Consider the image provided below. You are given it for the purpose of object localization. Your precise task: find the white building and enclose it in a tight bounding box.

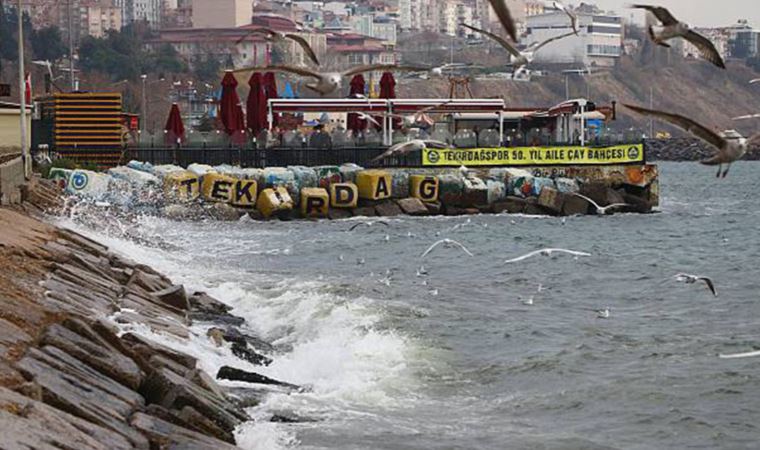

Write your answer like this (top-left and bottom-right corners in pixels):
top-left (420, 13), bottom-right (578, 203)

top-left (350, 15), bottom-right (398, 45)
top-left (191, 0), bottom-right (251, 28)
top-left (114, 0), bottom-right (162, 28)
top-left (526, 5), bottom-right (623, 67)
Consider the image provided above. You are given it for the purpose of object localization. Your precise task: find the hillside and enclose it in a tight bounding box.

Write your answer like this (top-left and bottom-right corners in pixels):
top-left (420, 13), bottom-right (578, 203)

top-left (397, 56), bottom-right (760, 138)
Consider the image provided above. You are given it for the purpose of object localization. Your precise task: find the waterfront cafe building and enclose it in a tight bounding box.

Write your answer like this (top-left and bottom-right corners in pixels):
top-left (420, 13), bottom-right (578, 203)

top-left (0, 102), bottom-right (32, 152)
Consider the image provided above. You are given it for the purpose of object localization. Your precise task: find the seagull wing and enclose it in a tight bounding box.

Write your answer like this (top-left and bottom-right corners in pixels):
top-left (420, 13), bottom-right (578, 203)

top-left (460, 23), bottom-right (521, 58)
top-left (748, 133), bottom-right (760, 145)
top-left (232, 64), bottom-right (322, 80)
top-left (487, 0), bottom-right (518, 42)
top-left (234, 27), bottom-right (276, 44)
top-left (505, 250), bottom-right (542, 263)
top-left (342, 64), bottom-right (428, 77)
top-left (572, 193), bottom-right (602, 210)
top-left (751, 78), bottom-right (760, 84)
top-left (631, 4), bottom-right (679, 26)
top-left (371, 142), bottom-right (413, 163)
top-left (682, 30), bottom-right (726, 69)
top-left (423, 140), bottom-right (450, 149)
top-left (719, 350), bottom-right (760, 359)
top-left (603, 203), bottom-right (631, 211)
top-left (554, 1), bottom-right (579, 34)
top-left (449, 240), bottom-right (474, 257)
top-left (697, 277), bottom-right (718, 297)
top-left (550, 248), bottom-right (592, 257)
top-left (414, 100), bottom-right (454, 116)
top-left (531, 31), bottom-right (576, 53)
top-left (355, 112), bottom-right (381, 127)
top-left (284, 34), bottom-right (321, 66)
top-left (421, 240), bottom-right (446, 258)
top-left (732, 113), bottom-right (760, 120)
top-left (348, 222), bottom-right (369, 232)
top-left (622, 104), bottom-right (727, 151)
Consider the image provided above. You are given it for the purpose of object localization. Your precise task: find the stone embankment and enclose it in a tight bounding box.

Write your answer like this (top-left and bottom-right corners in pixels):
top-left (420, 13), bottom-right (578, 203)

top-left (645, 138), bottom-right (760, 161)
top-left (0, 179), bottom-right (286, 448)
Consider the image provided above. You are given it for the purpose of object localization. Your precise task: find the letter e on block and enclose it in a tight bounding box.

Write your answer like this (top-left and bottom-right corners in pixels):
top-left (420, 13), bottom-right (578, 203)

top-left (300, 188), bottom-right (329, 217)
top-left (330, 183), bottom-right (358, 208)
top-left (201, 173), bottom-right (236, 202)
top-left (410, 175), bottom-right (439, 202)
top-left (356, 170), bottom-right (392, 200)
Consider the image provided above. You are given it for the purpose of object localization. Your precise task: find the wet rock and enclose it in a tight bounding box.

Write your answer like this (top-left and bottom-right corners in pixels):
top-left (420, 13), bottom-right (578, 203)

top-left (128, 268), bottom-right (172, 294)
top-left (443, 205), bottom-right (466, 216)
top-left (396, 198), bottom-right (428, 216)
top-left (222, 328), bottom-right (275, 354)
top-left (621, 192), bottom-right (653, 214)
top-left (40, 318), bottom-right (144, 391)
top-left (206, 203), bottom-right (245, 221)
top-left (270, 412), bottom-right (318, 423)
top-left (537, 187), bottom-right (565, 215)
top-left (216, 366), bottom-right (300, 390)
top-left (189, 291), bottom-right (232, 315)
top-left (163, 204), bottom-right (205, 221)
top-left (328, 208), bottom-right (352, 220)
top-left (524, 197), bottom-right (549, 216)
top-left (207, 328), bottom-right (225, 347)
top-left (224, 387), bottom-right (267, 409)
top-left (562, 194), bottom-right (591, 216)
top-left (0, 387), bottom-right (134, 450)
top-left (152, 284), bottom-right (189, 311)
top-left (231, 342), bottom-right (273, 366)
top-left (462, 177), bottom-right (489, 207)
top-left (424, 201), bottom-right (442, 215)
top-left (579, 183), bottom-right (624, 207)
top-left (177, 405), bottom-right (236, 443)
top-left (374, 201), bottom-right (403, 217)
top-left (15, 346), bottom-right (148, 447)
top-left (492, 196), bottom-right (526, 214)
top-left (121, 333), bottom-right (198, 371)
top-left (141, 367), bottom-right (247, 433)
top-left (130, 412), bottom-right (239, 450)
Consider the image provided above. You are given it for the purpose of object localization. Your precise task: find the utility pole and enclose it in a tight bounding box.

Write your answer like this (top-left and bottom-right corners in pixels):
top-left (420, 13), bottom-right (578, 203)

top-left (649, 86), bottom-right (654, 138)
top-left (17, 0), bottom-right (30, 179)
top-left (141, 74), bottom-right (147, 135)
top-left (68, 0), bottom-right (75, 91)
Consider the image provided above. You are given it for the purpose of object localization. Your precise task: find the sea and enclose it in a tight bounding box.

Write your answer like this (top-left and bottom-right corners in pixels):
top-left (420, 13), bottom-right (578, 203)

top-left (58, 162), bottom-right (760, 450)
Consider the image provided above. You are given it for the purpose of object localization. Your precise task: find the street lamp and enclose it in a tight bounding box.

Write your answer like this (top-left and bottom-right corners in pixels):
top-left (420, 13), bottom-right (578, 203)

top-left (140, 74), bottom-right (148, 135)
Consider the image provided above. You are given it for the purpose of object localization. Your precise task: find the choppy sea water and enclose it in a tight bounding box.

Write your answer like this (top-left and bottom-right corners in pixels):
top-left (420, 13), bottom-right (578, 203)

top-left (59, 162), bottom-right (760, 449)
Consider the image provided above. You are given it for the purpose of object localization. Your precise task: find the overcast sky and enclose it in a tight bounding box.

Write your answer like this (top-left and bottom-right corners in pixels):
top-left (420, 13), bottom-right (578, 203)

top-left (586, 0), bottom-right (759, 28)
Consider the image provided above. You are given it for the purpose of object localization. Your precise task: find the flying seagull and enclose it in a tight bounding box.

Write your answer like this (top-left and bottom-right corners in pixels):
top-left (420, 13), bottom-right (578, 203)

top-left (371, 139), bottom-right (449, 163)
top-left (233, 64), bottom-right (427, 96)
top-left (505, 248), bottom-right (591, 264)
top-left (631, 4), bottom-right (725, 69)
top-left (487, 0), bottom-right (518, 42)
top-left (235, 27), bottom-right (320, 66)
top-left (421, 239), bottom-right (474, 258)
top-left (623, 103), bottom-right (760, 177)
top-left (572, 193), bottom-right (630, 215)
top-left (347, 220), bottom-right (390, 231)
top-left (461, 23), bottom-right (575, 74)
top-left (719, 350), bottom-right (760, 359)
top-left (595, 308), bottom-right (611, 319)
top-left (674, 273), bottom-right (717, 297)
top-left (750, 78), bottom-right (760, 84)
top-left (549, 1), bottom-right (579, 34)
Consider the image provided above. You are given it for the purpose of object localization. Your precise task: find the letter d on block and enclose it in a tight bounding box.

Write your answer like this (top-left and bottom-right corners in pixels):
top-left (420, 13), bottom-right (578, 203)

top-left (356, 170), bottom-right (392, 201)
top-left (410, 175), bottom-right (439, 202)
top-left (330, 183), bottom-right (358, 208)
top-left (300, 188), bottom-right (329, 217)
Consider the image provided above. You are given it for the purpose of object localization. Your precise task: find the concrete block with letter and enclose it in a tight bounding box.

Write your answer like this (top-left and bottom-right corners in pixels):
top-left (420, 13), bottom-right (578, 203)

top-left (201, 173), bottom-right (236, 202)
top-left (356, 170), bottom-right (392, 200)
top-left (164, 171), bottom-right (200, 203)
top-left (230, 178), bottom-right (257, 207)
top-left (300, 187), bottom-right (329, 218)
top-left (257, 187), bottom-right (293, 218)
top-left (409, 175), bottom-right (439, 203)
top-left (330, 183), bottom-right (358, 208)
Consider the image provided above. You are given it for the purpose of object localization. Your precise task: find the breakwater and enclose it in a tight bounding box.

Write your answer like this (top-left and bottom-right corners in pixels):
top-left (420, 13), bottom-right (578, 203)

top-left (48, 160), bottom-right (660, 220)
top-left (0, 180), bottom-right (292, 448)
top-left (645, 138), bottom-right (760, 161)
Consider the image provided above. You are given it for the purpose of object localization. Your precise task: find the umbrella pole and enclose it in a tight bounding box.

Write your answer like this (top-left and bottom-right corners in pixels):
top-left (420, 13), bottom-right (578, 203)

top-left (268, 99), bottom-right (273, 131)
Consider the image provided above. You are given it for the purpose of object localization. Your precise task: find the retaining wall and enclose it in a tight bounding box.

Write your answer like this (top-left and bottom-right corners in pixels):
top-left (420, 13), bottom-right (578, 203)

top-left (0, 154), bottom-right (24, 205)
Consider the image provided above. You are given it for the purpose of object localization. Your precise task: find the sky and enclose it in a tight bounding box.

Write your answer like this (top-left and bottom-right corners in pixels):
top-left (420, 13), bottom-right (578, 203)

top-left (587, 0), bottom-right (759, 28)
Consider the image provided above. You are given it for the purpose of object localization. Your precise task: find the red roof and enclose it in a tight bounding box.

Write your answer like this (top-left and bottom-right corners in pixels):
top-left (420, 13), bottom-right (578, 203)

top-left (330, 44), bottom-right (385, 52)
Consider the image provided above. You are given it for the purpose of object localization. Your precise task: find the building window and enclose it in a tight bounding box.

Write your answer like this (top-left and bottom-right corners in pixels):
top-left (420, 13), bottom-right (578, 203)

top-left (589, 25), bottom-right (621, 35)
top-left (587, 44), bottom-right (621, 56)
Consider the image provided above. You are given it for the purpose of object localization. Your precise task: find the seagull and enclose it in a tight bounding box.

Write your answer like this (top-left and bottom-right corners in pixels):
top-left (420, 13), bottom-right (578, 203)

top-left (674, 273), bottom-right (718, 297)
top-left (750, 78), bottom-right (760, 84)
top-left (371, 139), bottom-right (449, 163)
top-left (421, 239), bottom-right (474, 258)
top-left (549, 1), bottom-right (579, 34)
top-left (338, 254), bottom-right (344, 261)
top-left (522, 296), bottom-right (535, 306)
top-left (719, 350), bottom-right (760, 359)
top-left (357, 258), bottom-right (366, 265)
top-left (732, 113), bottom-right (760, 121)
top-left (623, 103), bottom-right (760, 178)
top-left (234, 64), bottom-right (427, 96)
top-left (428, 289), bottom-right (439, 296)
top-left (347, 220), bottom-right (390, 231)
top-left (416, 265), bottom-right (428, 277)
top-left (449, 218), bottom-right (472, 232)
top-left (460, 23), bottom-right (575, 74)
top-left (235, 28), bottom-right (321, 66)
top-left (596, 308), bottom-right (611, 319)
top-left (572, 193), bottom-right (630, 215)
top-left (486, 0), bottom-right (518, 42)
top-left (505, 248), bottom-right (591, 263)
top-left (631, 4), bottom-right (725, 69)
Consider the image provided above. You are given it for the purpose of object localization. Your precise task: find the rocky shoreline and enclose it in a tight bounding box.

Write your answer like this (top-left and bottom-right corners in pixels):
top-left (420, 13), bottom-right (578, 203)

top-left (645, 138), bottom-right (760, 161)
top-left (0, 179), bottom-right (291, 448)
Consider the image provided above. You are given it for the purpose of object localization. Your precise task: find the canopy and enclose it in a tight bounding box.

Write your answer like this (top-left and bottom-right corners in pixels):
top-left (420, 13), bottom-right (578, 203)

top-left (263, 72), bottom-right (279, 127)
top-left (163, 103), bottom-right (185, 145)
top-left (378, 72), bottom-right (400, 130)
top-left (220, 71), bottom-right (243, 136)
top-left (347, 74), bottom-right (367, 132)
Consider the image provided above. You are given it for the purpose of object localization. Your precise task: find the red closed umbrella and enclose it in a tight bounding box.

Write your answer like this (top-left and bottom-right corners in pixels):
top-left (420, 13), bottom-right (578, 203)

top-left (263, 72), bottom-right (279, 128)
top-left (220, 71), bottom-right (243, 136)
top-left (379, 72), bottom-right (401, 130)
top-left (247, 72), bottom-right (267, 134)
top-left (347, 74), bottom-right (367, 132)
top-left (164, 103), bottom-right (185, 146)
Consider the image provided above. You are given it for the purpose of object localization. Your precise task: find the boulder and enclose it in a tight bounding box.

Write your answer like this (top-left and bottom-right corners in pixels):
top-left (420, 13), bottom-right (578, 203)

top-left (424, 201), bottom-right (442, 215)
top-left (492, 196), bottom-right (527, 214)
top-left (189, 292), bottom-right (232, 316)
top-left (396, 198), bottom-right (429, 216)
top-left (206, 203), bottom-right (244, 221)
top-left (621, 192), bottom-right (653, 213)
top-left (524, 198), bottom-right (549, 216)
top-left (351, 206), bottom-right (377, 217)
top-left (152, 284), bottom-right (189, 311)
top-left (389, 170), bottom-right (410, 198)
top-left (438, 174), bottom-right (465, 205)
top-left (231, 342), bottom-right (273, 366)
top-left (461, 177), bottom-right (489, 207)
top-left (486, 179), bottom-right (506, 205)
top-left (120, 333), bottom-right (198, 371)
top-left (222, 328), bottom-right (275, 354)
top-left (130, 413), bottom-right (239, 450)
top-left (328, 208), bottom-right (352, 220)
top-left (579, 182), bottom-right (624, 207)
top-left (537, 187), bottom-right (565, 215)
top-left (562, 193), bottom-right (591, 216)
top-left (216, 366), bottom-right (300, 390)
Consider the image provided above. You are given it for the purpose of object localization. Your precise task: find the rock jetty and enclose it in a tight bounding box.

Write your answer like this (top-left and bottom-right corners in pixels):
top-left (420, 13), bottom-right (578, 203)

top-left (645, 138), bottom-right (760, 161)
top-left (0, 179), bottom-right (289, 448)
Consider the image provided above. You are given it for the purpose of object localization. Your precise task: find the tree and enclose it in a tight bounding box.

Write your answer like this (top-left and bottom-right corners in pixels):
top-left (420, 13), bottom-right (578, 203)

top-left (31, 26), bottom-right (68, 62)
top-left (0, 0), bottom-right (18, 62)
top-left (193, 54), bottom-right (221, 83)
top-left (151, 44), bottom-right (186, 74)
